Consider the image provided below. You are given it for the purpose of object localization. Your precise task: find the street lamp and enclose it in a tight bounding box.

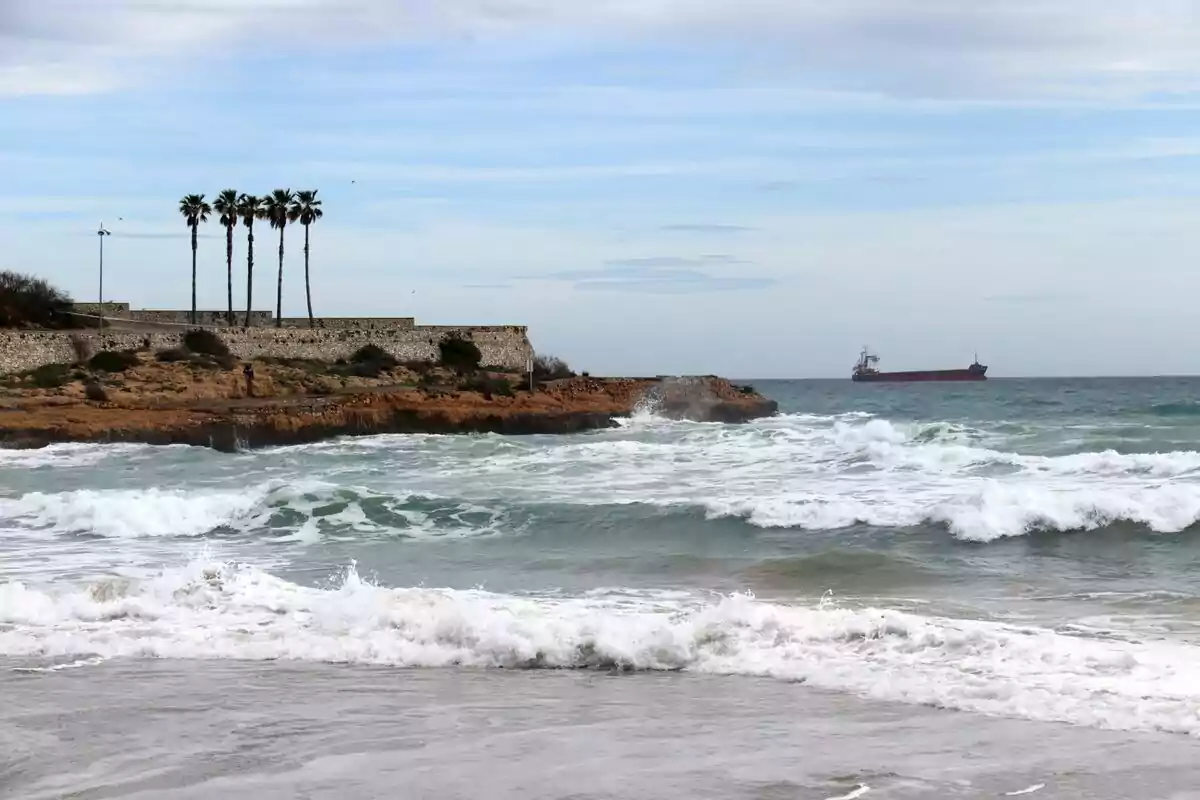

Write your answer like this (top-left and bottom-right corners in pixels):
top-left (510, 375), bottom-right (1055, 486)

top-left (97, 222), bottom-right (111, 332)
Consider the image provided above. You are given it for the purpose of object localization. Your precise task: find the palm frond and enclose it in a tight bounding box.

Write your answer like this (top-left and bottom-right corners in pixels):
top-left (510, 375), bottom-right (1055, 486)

top-left (261, 188), bottom-right (296, 230)
top-left (213, 189), bottom-right (240, 227)
top-left (291, 189), bottom-right (324, 225)
top-left (236, 193), bottom-right (262, 226)
top-left (178, 193), bottom-right (212, 225)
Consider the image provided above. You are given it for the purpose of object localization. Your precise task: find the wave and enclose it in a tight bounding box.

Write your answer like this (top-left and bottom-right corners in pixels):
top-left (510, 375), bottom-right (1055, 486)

top-left (0, 481), bottom-right (510, 540)
top-left (744, 551), bottom-right (935, 584)
top-left (0, 442), bottom-right (160, 470)
top-left (7, 413), bottom-right (1200, 544)
top-left (701, 481), bottom-right (1200, 541)
top-left (1144, 402), bottom-right (1200, 418)
top-left (5, 560), bottom-right (1200, 736)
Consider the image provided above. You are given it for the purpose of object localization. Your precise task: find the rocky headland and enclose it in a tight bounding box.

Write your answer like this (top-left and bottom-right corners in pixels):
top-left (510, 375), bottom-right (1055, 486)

top-left (0, 349), bottom-right (777, 452)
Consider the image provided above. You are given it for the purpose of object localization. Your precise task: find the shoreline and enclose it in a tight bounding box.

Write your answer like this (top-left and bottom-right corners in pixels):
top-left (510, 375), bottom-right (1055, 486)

top-left (0, 372), bottom-right (778, 452)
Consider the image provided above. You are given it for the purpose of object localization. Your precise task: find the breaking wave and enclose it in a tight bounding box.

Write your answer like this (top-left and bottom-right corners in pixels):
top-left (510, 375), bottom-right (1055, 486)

top-left (4, 413), bottom-right (1200, 543)
top-left (5, 559), bottom-right (1200, 736)
top-left (0, 481), bottom-right (511, 541)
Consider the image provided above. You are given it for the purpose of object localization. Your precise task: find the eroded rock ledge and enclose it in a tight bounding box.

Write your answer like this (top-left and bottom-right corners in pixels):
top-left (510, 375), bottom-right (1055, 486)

top-left (0, 370), bottom-right (777, 452)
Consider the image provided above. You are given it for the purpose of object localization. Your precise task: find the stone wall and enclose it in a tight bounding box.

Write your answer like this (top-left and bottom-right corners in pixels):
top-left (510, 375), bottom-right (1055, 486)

top-left (129, 309), bottom-right (274, 327)
top-left (118, 309), bottom-right (418, 331)
top-left (0, 325), bottom-right (534, 374)
top-left (276, 317), bottom-right (417, 331)
top-left (73, 302), bottom-right (130, 316)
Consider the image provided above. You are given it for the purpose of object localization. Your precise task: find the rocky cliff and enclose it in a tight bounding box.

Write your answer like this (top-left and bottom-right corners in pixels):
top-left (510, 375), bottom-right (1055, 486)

top-left (0, 358), bottom-right (777, 452)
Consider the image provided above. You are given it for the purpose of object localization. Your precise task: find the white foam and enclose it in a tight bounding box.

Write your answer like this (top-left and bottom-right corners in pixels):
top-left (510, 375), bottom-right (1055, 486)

top-left (700, 481), bottom-right (1200, 541)
top-left (7, 561), bottom-right (1200, 737)
top-left (0, 443), bottom-right (155, 469)
top-left (0, 486), bottom-right (272, 538)
top-left (826, 786), bottom-right (870, 800)
top-left (0, 478), bottom-right (508, 541)
top-left (7, 411), bottom-right (1200, 546)
top-left (408, 413), bottom-right (1200, 540)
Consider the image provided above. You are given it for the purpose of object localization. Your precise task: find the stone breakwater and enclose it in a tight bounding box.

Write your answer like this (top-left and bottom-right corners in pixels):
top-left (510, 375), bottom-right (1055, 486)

top-left (0, 325), bottom-right (533, 374)
top-left (0, 376), bottom-right (778, 452)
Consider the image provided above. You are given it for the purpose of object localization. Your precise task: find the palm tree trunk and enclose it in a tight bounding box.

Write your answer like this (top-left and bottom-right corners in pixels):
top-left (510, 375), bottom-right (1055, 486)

top-left (304, 223), bottom-right (313, 328)
top-left (226, 224), bottom-right (234, 326)
top-left (244, 225), bottom-right (254, 328)
top-left (275, 226), bottom-right (285, 329)
top-left (190, 224), bottom-right (198, 326)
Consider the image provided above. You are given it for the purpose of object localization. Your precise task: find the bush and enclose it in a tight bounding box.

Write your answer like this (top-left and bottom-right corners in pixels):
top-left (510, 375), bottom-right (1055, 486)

top-left (88, 350), bottom-right (140, 373)
top-left (532, 354), bottom-right (574, 381)
top-left (439, 333), bottom-right (482, 374)
top-left (346, 343), bottom-right (398, 378)
top-left (84, 381), bottom-right (109, 402)
top-left (0, 270), bottom-right (75, 329)
top-left (188, 353), bottom-right (237, 371)
top-left (460, 374), bottom-right (514, 400)
top-left (402, 359), bottom-right (434, 374)
top-left (25, 363), bottom-right (73, 389)
top-left (155, 347), bottom-right (190, 363)
top-left (183, 329), bottom-right (231, 358)
top-left (350, 344), bottom-right (393, 365)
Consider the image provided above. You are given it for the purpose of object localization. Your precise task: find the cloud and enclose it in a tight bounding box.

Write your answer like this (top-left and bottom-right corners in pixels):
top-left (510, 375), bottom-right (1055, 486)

top-left (108, 231), bottom-right (218, 240)
top-left (604, 255), bottom-right (749, 267)
top-left (573, 276), bottom-right (775, 294)
top-left (6, 1), bottom-right (1200, 99)
top-left (305, 160), bottom-right (763, 183)
top-left (528, 252), bottom-right (773, 294)
top-left (660, 224), bottom-right (757, 234)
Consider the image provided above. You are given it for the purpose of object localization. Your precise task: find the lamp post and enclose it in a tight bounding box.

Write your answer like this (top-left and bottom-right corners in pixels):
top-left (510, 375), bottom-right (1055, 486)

top-left (97, 222), bottom-right (111, 332)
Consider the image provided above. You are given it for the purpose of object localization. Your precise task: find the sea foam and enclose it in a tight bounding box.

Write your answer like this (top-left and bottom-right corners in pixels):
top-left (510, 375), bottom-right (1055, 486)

top-left (5, 560), bottom-right (1200, 737)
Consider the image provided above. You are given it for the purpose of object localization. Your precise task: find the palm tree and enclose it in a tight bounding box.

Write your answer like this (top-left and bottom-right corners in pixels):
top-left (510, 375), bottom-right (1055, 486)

top-left (290, 190), bottom-right (323, 328)
top-left (178, 194), bottom-right (212, 326)
top-left (213, 189), bottom-right (239, 326)
top-left (236, 193), bottom-right (262, 327)
top-left (261, 188), bottom-right (296, 328)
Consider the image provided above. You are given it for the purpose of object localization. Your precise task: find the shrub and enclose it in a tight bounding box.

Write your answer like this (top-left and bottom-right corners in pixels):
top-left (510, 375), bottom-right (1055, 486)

top-left (88, 350), bottom-right (140, 373)
top-left (25, 363), bottom-right (73, 389)
top-left (532, 354), bottom-right (574, 381)
top-left (346, 343), bottom-right (398, 378)
top-left (183, 329), bottom-right (231, 358)
top-left (350, 344), bottom-right (392, 364)
top-left (84, 381), bottom-right (109, 402)
top-left (402, 359), bottom-right (434, 374)
top-left (0, 270), bottom-right (75, 329)
top-left (155, 347), bottom-right (190, 363)
top-left (187, 353), bottom-right (237, 371)
top-left (438, 333), bottom-right (482, 374)
top-left (460, 374), bottom-right (514, 399)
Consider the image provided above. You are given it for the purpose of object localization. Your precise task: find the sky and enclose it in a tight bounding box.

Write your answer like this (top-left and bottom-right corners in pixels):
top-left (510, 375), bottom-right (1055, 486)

top-left (5, 2), bottom-right (1200, 377)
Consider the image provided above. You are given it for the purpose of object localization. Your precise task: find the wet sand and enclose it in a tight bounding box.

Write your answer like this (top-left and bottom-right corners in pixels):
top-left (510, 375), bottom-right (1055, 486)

top-left (4, 661), bottom-right (1200, 800)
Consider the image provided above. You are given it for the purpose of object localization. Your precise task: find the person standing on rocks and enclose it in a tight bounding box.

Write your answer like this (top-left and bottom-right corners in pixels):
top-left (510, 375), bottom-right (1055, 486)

top-left (243, 362), bottom-right (255, 398)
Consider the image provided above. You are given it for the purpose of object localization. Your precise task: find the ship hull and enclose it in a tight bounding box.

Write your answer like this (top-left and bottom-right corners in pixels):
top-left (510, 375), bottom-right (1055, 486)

top-left (853, 368), bottom-right (987, 383)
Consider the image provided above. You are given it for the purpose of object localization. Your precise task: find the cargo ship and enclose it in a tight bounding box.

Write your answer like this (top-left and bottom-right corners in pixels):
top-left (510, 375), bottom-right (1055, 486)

top-left (851, 348), bottom-right (987, 382)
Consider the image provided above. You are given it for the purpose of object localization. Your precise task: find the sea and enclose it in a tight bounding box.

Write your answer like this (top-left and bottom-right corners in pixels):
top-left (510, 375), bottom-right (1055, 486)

top-left (5, 377), bottom-right (1200, 799)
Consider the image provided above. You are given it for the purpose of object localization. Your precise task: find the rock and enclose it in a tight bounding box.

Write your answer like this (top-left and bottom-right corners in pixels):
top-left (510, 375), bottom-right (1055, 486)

top-left (0, 363), bottom-right (777, 452)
